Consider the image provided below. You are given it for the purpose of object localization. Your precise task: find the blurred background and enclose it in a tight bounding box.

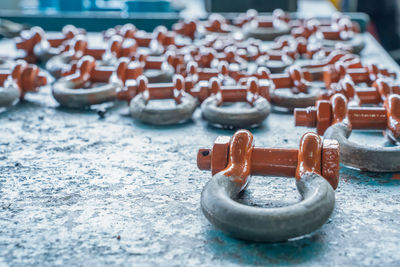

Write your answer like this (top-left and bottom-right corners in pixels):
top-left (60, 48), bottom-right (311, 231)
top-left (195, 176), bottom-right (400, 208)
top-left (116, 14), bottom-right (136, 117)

top-left (1, 0), bottom-right (400, 63)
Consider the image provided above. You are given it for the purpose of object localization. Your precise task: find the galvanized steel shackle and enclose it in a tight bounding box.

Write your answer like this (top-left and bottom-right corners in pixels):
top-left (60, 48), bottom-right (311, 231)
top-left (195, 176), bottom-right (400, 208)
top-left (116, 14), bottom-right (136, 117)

top-left (198, 129), bottom-right (338, 242)
top-left (129, 74), bottom-right (197, 125)
top-left (295, 93), bottom-right (400, 172)
top-left (0, 60), bottom-right (47, 107)
top-left (200, 77), bottom-right (271, 128)
top-left (52, 56), bottom-right (121, 108)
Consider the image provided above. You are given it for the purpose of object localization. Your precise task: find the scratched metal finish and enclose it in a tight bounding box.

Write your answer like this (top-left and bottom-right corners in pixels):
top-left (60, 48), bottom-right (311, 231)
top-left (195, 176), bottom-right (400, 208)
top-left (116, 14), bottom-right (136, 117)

top-left (0, 34), bottom-right (400, 266)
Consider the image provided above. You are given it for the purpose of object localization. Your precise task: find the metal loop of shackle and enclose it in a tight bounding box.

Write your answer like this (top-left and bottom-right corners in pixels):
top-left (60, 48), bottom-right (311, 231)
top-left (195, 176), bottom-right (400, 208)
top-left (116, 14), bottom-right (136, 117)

top-left (324, 122), bottom-right (400, 172)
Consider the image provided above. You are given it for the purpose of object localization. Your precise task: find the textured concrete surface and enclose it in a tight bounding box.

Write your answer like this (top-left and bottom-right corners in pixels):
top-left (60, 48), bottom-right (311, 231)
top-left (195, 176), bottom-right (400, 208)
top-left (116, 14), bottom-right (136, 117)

top-left (0, 34), bottom-right (400, 266)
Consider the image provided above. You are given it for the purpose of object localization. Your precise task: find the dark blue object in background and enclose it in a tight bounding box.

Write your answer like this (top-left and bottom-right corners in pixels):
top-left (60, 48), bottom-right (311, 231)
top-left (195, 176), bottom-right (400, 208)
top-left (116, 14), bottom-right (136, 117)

top-left (38, 0), bottom-right (59, 10)
top-left (59, 0), bottom-right (83, 11)
top-left (125, 0), bottom-right (173, 13)
top-left (88, 0), bottom-right (124, 12)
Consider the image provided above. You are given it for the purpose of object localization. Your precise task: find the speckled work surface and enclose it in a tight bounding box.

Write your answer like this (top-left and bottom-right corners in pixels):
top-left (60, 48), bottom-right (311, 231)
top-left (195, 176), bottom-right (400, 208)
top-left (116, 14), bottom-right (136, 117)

top-left (0, 34), bottom-right (400, 266)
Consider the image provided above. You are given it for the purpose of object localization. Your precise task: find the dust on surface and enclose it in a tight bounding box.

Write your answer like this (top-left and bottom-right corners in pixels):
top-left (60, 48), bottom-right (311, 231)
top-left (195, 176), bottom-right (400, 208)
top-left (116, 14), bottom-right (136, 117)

top-left (0, 34), bottom-right (400, 266)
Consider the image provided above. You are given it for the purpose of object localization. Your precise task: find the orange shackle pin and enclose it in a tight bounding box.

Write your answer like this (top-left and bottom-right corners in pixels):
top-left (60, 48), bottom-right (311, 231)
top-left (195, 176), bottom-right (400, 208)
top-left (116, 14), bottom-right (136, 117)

top-left (191, 77), bottom-right (269, 104)
top-left (0, 60), bottom-right (47, 98)
top-left (115, 58), bottom-right (144, 85)
top-left (114, 59), bottom-right (146, 102)
top-left (131, 31), bottom-right (153, 47)
top-left (103, 24), bottom-right (137, 41)
top-left (305, 42), bottom-right (352, 58)
top-left (136, 75), bottom-right (185, 104)
top-left (271, 36), bottom-right (309, 59)
top-left (165, 51), bottom-right (185, 73)
top-left (172, 19), bottom-right (197, 40)
top-left (291, 19), bottom-right (319, 39)
top-left (14, 27), bottom-right (44, 62)
top-left (253, 9), bottom-right (290, 29)
top-left (46, 25), bottom-right (84, 48)
top-left (152, 26), bottom-right (176, 47)
top-left (132, 27), bottom-right (166, 47)
top-left (231, 66), bottom-right (271, 83)
top-left (295, 93), bottom-right (400, 139)
top-left (208, 77), bottom-right (261, 105)
top-left (132, 26), bottom-right (174, 48)
top-left (323, 61), bottom-right (396, 88)
top-left (320, 78), bottom-right (400, 105)
top-left (232, 9), bottom-right (258, 27)
top-left (197, 130), bottom-right (339, 189)
top-left (266, 48), bottom-right (296, 61)
top-left (67, 36), bottom-right (136, 61)
top-left (234, 66), bottom-right (312, 91)
top-left (270, 66), bottom-right (312, 94)
top-left (317, 15), bottom-right (359, 41)
top-left (185, 61), bottom-right (229, 81)
top-left (192, 48), bottom-right (216, 68)
top-left (62, 56), bottom-right (116, 85)
top-left (302, 50), bottom-right (354, 72)
top-left (65, 57), bottom-right (142, 85)
top-left (15, 27), bottom-right (43, 52)
top-left (203, 14), bottom-right (231, 33)
top-left (69, 37), bottom-right (104, 60)
top-left (215, 47), bottom-right (248, 65)
top-left (270, 36), bottom-right (299, 51)
top-left (133, 54), bottom-right (168, 70)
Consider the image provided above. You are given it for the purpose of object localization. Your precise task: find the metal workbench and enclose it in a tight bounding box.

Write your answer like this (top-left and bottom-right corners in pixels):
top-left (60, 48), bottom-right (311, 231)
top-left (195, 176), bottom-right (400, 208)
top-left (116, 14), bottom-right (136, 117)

top-left (0, 27), bottom-right (400, 267)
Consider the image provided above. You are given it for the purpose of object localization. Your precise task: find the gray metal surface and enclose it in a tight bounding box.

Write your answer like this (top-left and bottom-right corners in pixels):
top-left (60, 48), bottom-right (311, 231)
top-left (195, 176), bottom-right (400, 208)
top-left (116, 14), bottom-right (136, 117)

top-left (0, 34), bottom-right (400, 266)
